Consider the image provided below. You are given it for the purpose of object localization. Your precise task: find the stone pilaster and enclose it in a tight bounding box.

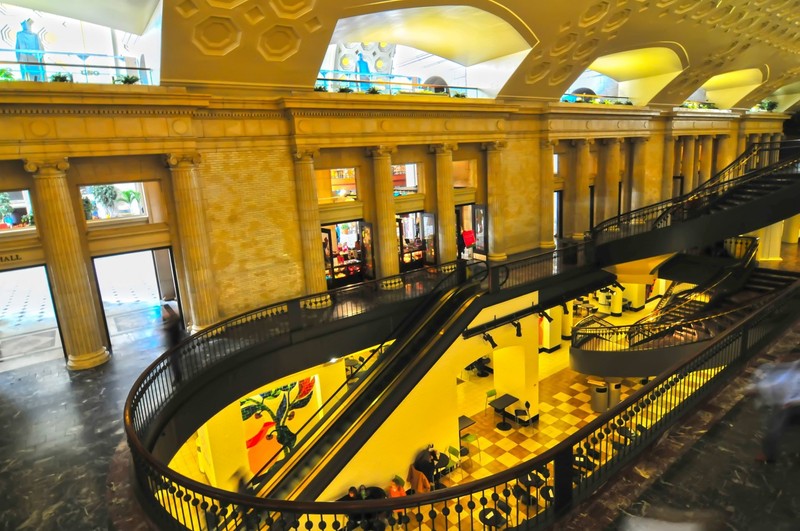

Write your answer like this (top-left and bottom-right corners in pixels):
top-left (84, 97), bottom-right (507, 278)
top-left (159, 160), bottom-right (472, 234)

top-left (698, 135), bottom-right (714, 184)
top-left (760, 134), bottom-right (773, 168)
top-left (771, 133), bottom-right (783, 165)
top-left (661, 135), bottom-right (676, 201)
top-left (430, 143), bottom-right (458, 264)
top-left (369, 145), bottom-right (400, 279)
top-left (25, 158), bottom-right (109, 370)
top-left (165, 153), bottom-right (221, 329)
top-left (748, 134), bottom-right (762, 169)
top-left (482, 141), bottom-right (507, 261)
top-left (630, 137), bottom-right (648, 210)
top-left (681, 136), bottom-right (697, 190)
top-left (539, 139), bottom-right (557, 248)
top-left (571, 139), bottom-right (592, 239)
top-left (597, 138), bottom-right (621, 223)
top-left (713, 134), bottom-right (734, 175)
top-left (290, 149), bottom-right (329, 296)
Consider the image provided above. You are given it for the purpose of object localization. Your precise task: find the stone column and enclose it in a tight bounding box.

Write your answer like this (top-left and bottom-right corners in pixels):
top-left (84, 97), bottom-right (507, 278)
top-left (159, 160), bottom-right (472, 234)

top-left (370, 145), bottom-right (400, 280)
top-left (661, 135), bottom-right (676, 201)
top-left (166, 153), bottom-right (220, 329)
top-left (630, 137), bottom-right (648, 210)
top-left (698, 135), bottom-right (714, 184)
top-left (597, 138), bottom-right (621, 223)
top-left (482, 141), bottom-right (507, 261)
top-left (681, 135), bottom-right (697, 190)
top-left (782, 214), bottom-right (800, 243)
top-left (760, 134), bottom-right (773, 168)
top-left (25, 158), bottom-right (109, 370)
top-left (539, 139), bottom-right (557, 248)
top-left (748, 134), bottom-right (761, 169)
top-left (572, 139), bottom-right (592, 239)
top-left (771, 133), bottom-right (783, 164)
top-left (292, 149), bottom-right (332, 298)
top-left (431, 143), bottom-right (458, 263)
top-left (713, 134), bottom-right (734, 175)
top-left (736, 133), bottom-right (747, 157)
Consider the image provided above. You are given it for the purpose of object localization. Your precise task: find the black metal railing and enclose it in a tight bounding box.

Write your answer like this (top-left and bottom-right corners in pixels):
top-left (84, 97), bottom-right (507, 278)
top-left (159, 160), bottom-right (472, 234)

top-left (126, 277), bottom-right (800, 530)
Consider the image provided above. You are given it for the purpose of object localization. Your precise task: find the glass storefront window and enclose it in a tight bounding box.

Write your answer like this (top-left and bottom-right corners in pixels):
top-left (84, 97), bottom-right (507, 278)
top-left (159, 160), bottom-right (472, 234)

top-left (316, 168), bottom-right (358, 203)
top-left (79, 182), bottom-right (147, 222)
top-left (397, 212), bottom-right (428, 272)
top-left (0, 189), bottom-right (35, 232)
top-left (391, 163), bottom-right (419, 195)
top-left (322, 221), bottom-right (372, 289)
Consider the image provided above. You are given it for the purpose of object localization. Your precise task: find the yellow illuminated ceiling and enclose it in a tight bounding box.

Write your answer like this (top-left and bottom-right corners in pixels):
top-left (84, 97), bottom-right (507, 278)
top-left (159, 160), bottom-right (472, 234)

top-left (702, 68), bottom-right (764, 91)
top-left (330, 6), bottom-right (533, 66)
top-left (7, 0), bottom-right (160, 35)
top-left (589, 47), bottom-right (685, 82)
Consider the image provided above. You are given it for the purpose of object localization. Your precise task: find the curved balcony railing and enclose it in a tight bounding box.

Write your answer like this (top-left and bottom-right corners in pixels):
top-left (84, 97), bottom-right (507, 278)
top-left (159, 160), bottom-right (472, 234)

top-left (126, 275), bottom-right (800, 530)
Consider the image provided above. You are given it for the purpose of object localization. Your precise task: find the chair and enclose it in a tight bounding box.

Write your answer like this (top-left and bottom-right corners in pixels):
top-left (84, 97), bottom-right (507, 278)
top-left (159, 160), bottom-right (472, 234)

top-left (459, 433), bottom-right (482, 463)
top-left (447, 446), bottom-right (463, 480)
top-left (514, 400), bottom-right (531, 427)
top-left (484, 389), bottom-right (497, 414)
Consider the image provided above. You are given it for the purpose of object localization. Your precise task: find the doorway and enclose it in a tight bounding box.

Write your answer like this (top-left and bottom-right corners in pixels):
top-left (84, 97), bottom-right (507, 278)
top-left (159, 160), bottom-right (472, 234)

top-left (553, 190), bottom-right (564, 240)
top-left (0, 265), bottom-right (62, 372)
top-left (93, 248), bottom-right (181, 352)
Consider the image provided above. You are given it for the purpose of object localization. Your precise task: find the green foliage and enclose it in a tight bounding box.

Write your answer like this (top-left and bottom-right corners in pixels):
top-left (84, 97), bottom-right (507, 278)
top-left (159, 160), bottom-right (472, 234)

top-left (337, 86), bottom-right (353, 93)
top-left (451, 92), bottom-right (466, 98)
top-left (82, 197), bottom-right (94, 220)
top-left (758, 100), bottom-right (778, 112)
top-left (92, 185), bottom-right (118, 211)
top-left (113, 75), bottom-right (139, 85)
top-left (0, 68), bottom-right (14, 82)
top-left (0, 192), bottom-right (13, 218)
top-left (20, 212), bottom-right (34, 226)
top-left (118, 189), bottom-right (141, 211)
top-left (366, 87), bottom-right (382, 94)
top-left (314, 85), bottom-right (328, 92)
top-left (50, 72), bottom-right (72, 83)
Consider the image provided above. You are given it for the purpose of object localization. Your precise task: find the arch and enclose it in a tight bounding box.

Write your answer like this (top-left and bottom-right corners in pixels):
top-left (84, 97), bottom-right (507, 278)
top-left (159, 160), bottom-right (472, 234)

top-left (701, 67), bottom-right (766, 109)
top-left (587, 44), bottom-right (688, 105)
top-left (769, 80), bottom-right (800, 113)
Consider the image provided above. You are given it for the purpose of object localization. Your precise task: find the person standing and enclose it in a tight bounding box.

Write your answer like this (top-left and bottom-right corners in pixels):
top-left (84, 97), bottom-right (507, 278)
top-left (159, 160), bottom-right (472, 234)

top-left (749, 358), bottom-right (800, 463)
top-left (15, 19), bottom-right (46, 81)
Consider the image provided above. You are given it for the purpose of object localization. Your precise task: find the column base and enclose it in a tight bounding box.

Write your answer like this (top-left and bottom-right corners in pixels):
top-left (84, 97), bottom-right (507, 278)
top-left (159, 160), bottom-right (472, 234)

top-left (300, 293), bottom-right (333, 310)
top-left (487, 252), bottom-right (508, 263)
top-left (67, 346), bottom-right (110, 371)
top-left (539, 240), bottom-right (556, 249)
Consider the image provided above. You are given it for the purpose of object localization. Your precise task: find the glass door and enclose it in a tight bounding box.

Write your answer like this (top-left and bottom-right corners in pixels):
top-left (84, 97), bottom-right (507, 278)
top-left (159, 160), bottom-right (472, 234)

top-left (321, 228), bottom-right (335, 289)
top-left (422, 212), bottom-right (436, 265)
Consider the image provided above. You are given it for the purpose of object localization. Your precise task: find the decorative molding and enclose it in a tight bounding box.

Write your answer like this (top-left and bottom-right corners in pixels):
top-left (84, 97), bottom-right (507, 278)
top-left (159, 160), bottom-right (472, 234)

top-left (0, 107), bottom-right (196, 116)
top-left (481, 140), bottom-right (507, 151)
top-left (367, 145), bottom-right (397, 158)
top-left (293, 148), bottom-right (319, 161)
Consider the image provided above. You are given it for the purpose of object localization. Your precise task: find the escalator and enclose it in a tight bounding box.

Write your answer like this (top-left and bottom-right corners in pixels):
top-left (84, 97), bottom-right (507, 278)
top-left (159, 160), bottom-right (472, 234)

top-left (593, 143), bottom-right (800, 266)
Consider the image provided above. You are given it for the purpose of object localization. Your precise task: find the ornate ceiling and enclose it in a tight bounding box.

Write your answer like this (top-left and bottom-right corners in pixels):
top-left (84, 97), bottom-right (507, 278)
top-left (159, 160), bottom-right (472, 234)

top-left (12, 0), bottom-right (800, 109)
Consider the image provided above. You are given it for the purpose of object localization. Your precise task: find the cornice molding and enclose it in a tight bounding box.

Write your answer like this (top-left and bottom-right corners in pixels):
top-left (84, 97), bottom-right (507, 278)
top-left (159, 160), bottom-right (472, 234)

top-left (0, 106), bottom-right (195, 116)
top-left (194, 110), bottom-right (285, 120)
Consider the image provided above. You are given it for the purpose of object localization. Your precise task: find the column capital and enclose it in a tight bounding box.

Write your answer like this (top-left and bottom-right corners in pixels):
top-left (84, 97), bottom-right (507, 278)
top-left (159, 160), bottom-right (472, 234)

top-left (481, 140), bottom-right (507, 152)
top-left (23, 158), bottom-right (69, 175)
top-left (293, 148), bottom-right (319, 162)
top-left (367, 145), bottom-right (397, 158)
top-left (540, 138), bottom-right (559, 149)
top-left (630, 136), bottom-right (649, 144)
top-left (430, 142), bottom-right (458, 154)
top-left (601, 137), bottom-right (622, 146)
top-left (165, 152), bottom-right (202, 168)
top-left (570, 138), bottom-right (594, 147)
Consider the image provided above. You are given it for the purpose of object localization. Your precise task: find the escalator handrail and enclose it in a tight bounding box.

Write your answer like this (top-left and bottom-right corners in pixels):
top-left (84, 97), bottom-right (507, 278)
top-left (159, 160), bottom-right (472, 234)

top-left (249, 261), bottom-right (489, 488)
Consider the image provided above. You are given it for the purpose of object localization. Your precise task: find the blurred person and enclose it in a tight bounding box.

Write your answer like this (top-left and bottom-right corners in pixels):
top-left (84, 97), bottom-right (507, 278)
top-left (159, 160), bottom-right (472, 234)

top-left (747, 358), bottom-right (800, 463)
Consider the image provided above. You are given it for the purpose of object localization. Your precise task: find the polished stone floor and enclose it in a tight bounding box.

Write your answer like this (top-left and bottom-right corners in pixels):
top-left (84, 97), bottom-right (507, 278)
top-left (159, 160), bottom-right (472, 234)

top-left (0, 243), bottom-right (798, 530)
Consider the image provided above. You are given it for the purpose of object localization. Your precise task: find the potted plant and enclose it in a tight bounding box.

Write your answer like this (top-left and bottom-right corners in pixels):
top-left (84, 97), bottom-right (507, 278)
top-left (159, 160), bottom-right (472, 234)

top-left (366, 87), bottom-right (381, 95)
top-left (451, 92), bottom-right (466, 98)
top-left (0, 68), bottom-right (14, 82)
top-left (81, 197), bottom-right (93, 220)
top-left (92, 185), bottom-right (118, 217)
top-left (50, 72), bottom-right (72, 83)
top-left (0, 192), bottom-right (13, 228)
top-left (314, 85), bottom-right (328, 92)
top-left (113, 75), bottom-right (140, 85)
top-left (118, 189), bottom-right (142, 215)
top-left (338, 87), bottom-right (353, 93)
top-left (758, 100), bottom-right (778, 112)
top-left (20, 212), bottom-right (34, 226)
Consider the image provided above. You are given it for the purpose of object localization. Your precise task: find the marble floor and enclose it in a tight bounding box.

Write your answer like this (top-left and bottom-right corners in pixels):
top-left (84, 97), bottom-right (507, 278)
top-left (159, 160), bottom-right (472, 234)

top-left (0, 243), bottom-right (798, 530)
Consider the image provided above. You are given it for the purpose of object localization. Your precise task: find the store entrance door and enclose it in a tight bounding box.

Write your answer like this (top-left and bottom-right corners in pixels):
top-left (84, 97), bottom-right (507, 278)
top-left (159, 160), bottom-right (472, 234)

top-left (93, 248), bottom-right (182, 352)
top-left (0, 265), bottom-right (62, 372)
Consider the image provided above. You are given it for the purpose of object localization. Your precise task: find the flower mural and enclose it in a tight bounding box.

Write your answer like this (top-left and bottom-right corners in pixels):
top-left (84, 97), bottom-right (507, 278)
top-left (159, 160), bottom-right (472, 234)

top-left (240, 376), bottom-right (316, 473)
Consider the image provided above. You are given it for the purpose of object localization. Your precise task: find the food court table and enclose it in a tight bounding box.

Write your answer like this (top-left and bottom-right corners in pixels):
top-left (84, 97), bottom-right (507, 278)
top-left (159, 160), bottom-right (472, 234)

top-left (488, 393), bottom-right (518, 431)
